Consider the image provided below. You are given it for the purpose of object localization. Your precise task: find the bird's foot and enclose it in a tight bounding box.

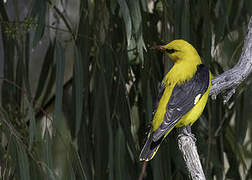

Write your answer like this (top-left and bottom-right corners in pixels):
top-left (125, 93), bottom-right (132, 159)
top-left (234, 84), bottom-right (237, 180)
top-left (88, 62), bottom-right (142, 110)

top-left (177, 126), bottom-right (197, 142)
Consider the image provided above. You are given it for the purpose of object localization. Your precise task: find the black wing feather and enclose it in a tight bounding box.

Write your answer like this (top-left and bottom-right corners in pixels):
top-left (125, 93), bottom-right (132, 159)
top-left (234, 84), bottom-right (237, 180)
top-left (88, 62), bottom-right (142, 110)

top-left (152, 82), bottom-right (166, 116)
top-left (153, 64), bottom-right (210, 141)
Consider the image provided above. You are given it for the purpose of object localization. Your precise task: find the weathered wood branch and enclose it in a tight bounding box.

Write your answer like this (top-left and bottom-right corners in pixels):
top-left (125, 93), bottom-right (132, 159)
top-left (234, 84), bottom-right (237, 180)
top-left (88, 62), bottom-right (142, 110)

top-left (210, 17), bottom-right (252, 103)
top-left (178, 16), bottom-right (252, 180)
top-left (178, 135), bottom-right (206, 180)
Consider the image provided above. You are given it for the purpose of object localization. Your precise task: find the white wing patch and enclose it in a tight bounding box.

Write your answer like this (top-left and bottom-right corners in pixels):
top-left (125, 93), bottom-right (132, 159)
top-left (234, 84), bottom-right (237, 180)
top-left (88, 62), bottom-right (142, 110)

top-left (194, 94), bottom-right (202, 105)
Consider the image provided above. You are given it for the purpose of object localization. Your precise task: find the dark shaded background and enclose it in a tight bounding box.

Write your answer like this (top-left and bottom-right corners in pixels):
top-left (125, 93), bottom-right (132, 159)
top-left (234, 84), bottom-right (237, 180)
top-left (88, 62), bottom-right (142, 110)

top-left (0, 0), bottom-right (252, 179)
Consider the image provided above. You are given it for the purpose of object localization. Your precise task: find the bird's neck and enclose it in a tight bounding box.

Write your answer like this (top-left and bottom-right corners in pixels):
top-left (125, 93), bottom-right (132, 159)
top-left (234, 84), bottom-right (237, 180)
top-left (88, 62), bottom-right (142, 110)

top-left (162, 57), bottom-right (202, 86)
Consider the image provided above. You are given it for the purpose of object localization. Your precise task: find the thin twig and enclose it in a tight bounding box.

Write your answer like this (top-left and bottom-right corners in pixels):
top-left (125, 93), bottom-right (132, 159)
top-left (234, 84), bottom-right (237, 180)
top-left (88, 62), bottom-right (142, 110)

top-left (138, 161), bottom-right (148, 180)
top-left (47, 0), bottom-right (75, 40)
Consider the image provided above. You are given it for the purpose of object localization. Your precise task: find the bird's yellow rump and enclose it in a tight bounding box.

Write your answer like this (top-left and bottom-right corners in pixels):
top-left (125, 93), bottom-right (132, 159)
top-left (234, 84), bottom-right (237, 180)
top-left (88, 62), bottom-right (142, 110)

top-left (139, 39), bottom-right (212, 161)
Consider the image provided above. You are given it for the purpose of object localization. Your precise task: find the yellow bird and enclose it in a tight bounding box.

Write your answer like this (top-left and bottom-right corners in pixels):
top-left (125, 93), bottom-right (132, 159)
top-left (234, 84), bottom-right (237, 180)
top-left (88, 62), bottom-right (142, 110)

top-left (139, 39), bottom-right (212, 161)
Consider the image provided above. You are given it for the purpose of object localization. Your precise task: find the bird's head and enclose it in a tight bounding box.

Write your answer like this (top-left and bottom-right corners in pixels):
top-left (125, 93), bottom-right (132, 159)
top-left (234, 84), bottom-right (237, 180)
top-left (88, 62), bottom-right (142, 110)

top-left (152, 39), bottom-right (200, 63)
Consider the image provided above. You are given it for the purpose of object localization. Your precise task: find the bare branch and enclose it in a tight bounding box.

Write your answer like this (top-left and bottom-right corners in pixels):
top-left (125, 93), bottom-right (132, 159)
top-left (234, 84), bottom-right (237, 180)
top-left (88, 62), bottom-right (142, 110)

top-left (210, 17), bottom-right (252, 103)
top-left (178, 16), bottom-right (252, 180)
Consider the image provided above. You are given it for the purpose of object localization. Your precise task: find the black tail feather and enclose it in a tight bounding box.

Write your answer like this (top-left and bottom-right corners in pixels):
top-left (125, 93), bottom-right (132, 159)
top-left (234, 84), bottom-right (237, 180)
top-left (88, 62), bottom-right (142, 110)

top-left (139, 132), bottom-right (164, 161)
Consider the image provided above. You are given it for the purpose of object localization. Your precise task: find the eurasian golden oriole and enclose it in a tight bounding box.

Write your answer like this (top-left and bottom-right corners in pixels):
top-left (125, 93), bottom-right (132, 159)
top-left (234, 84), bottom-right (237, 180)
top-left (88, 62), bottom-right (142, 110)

top-left (139, 39), bottom-right (212, 161)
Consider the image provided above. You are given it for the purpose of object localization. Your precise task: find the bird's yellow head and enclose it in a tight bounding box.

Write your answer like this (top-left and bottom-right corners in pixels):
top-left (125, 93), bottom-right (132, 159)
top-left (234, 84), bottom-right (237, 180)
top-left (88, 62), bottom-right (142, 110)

top-left (152, 39), bottom-right (201, 63)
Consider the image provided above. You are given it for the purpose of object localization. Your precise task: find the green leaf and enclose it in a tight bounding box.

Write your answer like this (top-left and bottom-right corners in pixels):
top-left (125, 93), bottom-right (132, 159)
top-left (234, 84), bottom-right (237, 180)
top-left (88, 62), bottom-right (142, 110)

top-left (23, 34), bottom-right (32, 102)
top-left (43, 128), bottom-right (53, 179)
top-left (34, 40), bottom-right (55, 103)
top-left (16, 141), bottom-right (30, 180)
top-left (73, 46), bottom-right (83, 137)
top-left (31, 0), bottom-right (46, 47)
top-left (92, 73), bottom-right (109, 180)
top-left (27, 98), bottom-right (36, 151)
top-left (140, 0), bottom-right (148, 12)
top-left (1, 36), bottom-right (16, 109)
top-left (151, 153), bottom-right (165, 180)
top-left (115, 125), bottom-right (129, 180)
top-left (127, 0), bottom-right (146, 63)
top-left (70, 144), bottom-right (88, 180)
top-left (41, 164), bottom-right (59, 180)
top-left (8, 136), bottom-right (18, 178)
top-left (225, 126), bottom-right (247, 170)
top-left (41, 65), bottom-right (56, 106)
top-left (53, 41), bottom-right (65, 133)
top-left (246, 164), bottom-right (252, 180)
top-left (235, 92), bottom-right (247, 144)
top-left (15, 48), bottom-right (23, 107)
top-left (174, 0), bottom-right (184, 38)
top-left (30, 155), bottom-right (44, 180)
top-left (77, 123), bottom-right (93, 180)
top-left (117, 0), bottom-right (132, 47)
top-left (181, 0), bottom-right (190, 41)
top-left (110, 0), bottom-right (118, 14)
top-left (116, 81), bottom-right (138, 160)
top-left (100, 61), bottom-right (114, 180)
top-left (0, 106), bottom-right (23, 139)
top-left (69, 165), bottom-right (76, 180)
top-left (214, 0), bottom-right (226, 44)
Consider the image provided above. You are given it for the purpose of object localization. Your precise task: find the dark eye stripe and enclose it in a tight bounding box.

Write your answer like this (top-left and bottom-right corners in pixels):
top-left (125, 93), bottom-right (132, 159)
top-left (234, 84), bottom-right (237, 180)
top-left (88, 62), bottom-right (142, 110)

top-left (166, 49), bottom-right (176, 54)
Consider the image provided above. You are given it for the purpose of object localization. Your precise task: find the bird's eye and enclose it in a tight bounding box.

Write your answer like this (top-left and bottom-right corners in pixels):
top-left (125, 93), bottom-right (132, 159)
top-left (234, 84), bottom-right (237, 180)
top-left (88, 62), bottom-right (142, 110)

top-left (165, 49), bottom-right (176, 54)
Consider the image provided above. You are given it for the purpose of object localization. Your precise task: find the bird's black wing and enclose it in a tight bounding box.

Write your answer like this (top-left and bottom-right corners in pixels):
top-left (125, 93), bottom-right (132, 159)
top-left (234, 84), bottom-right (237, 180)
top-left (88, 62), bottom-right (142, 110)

top-left (152, 82), bottom-right (166, 116)
top-left (152, 64), bottom-right (210, 141)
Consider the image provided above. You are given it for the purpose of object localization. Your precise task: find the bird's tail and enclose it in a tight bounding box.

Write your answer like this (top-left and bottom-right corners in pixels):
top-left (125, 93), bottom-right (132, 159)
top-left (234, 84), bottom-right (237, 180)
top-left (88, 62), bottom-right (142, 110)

top-left (139, 132), bottom-right (165, 161)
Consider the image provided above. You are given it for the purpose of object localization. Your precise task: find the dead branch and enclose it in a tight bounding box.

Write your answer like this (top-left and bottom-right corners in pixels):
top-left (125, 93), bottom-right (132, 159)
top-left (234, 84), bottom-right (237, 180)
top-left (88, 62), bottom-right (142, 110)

top-left (178, 16), bottom-right (252, 180)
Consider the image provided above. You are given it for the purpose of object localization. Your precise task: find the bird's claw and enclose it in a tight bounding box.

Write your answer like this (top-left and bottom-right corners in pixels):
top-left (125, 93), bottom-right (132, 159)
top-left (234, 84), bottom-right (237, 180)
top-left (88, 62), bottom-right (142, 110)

top-left (177, 126), bottom-right (197, 142)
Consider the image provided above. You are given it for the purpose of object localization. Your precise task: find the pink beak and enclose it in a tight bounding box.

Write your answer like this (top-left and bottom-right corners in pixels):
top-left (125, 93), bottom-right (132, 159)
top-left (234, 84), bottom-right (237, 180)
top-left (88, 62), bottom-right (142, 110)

top-left (151, 45), bottom-right (166, 52)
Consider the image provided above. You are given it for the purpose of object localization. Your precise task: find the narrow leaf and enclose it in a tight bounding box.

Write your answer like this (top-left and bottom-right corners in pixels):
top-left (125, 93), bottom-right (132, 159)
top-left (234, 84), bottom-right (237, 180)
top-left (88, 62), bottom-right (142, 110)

top-left (0, 107), bottom-right (23, 139)
top-left (92, 73), bottom-right (109, 180)
top-left (43, 128), bottom-right (53, 179)
top-left (115, 125), bottom-right (128, 180)
top-left (15, 48), bottom-right (23, 107)
top-left (70, 144), bottom-right (88, 180)
top-left (73, 46), bottom-right (83, 136)
top-left (127, 0), bottom-right (146, 63)
top-left (41, 65), bottom-right (56, 106)
top-left (100, 65), bottom-right (113, 180)
top-left (23, 33), bottom-right (32, 101)
top-left (34, 40), bottom-right (55, 102)
top-left (1, 35), bottom-right (16, 109)
top-left (117, 0), bottom-right (132, 47)
top-left (31, 0), bottom-right (46, 47)
top-left (53, 41), bottom-right (65, 132)
top-left (16, 141), bottom-right (30, 180)
top-left (181, 0), bottom-right (190, 41)
top-left (27, 98), bottom-right (36, 151)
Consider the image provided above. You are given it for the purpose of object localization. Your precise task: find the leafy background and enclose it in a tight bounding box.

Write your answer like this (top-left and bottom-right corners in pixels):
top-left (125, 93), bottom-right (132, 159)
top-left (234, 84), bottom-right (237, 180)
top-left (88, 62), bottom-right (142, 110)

top-left (0, 0), bottom-right (252, 179)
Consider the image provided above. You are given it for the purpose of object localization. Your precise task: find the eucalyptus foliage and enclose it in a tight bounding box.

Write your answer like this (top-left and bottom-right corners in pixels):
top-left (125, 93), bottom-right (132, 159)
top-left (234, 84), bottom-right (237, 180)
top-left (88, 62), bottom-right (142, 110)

top-left (0, 0), bottom-right (252, 179)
